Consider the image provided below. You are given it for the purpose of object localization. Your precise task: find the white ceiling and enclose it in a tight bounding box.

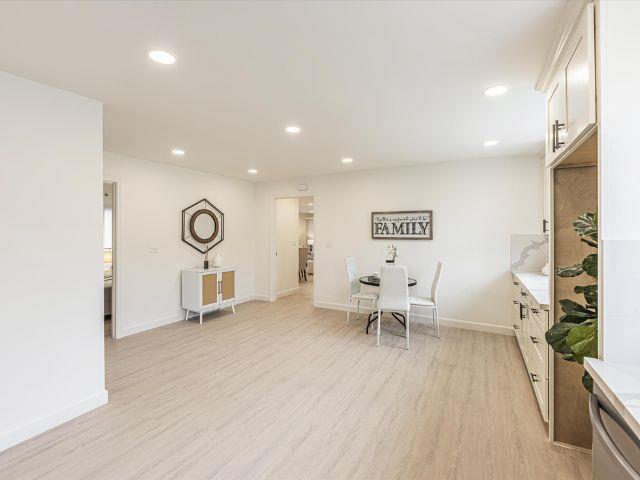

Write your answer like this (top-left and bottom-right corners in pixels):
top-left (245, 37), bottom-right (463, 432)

top-left (0, 1), bottom-right (565, 181)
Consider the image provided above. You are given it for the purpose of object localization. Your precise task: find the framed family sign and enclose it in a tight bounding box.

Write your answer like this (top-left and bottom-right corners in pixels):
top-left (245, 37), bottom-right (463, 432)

top-left (371, 210), bottom-right (433, 240)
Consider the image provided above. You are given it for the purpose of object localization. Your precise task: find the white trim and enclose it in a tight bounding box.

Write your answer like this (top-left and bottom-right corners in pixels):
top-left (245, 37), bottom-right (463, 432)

top-left (253, 294), bottom-right (274, 302)
top-left (313, 301), bottom-right (514, 336)
top-left (535, 0), bottom-right (589, 93)
top-left (121, 294), bottom-right (257, 337)
top-left (103, 175), bottom-right (122, 339)
top-left (0, 390), bottom-right (108, 453)
top-left (277, 286), bottom-right (301, 298)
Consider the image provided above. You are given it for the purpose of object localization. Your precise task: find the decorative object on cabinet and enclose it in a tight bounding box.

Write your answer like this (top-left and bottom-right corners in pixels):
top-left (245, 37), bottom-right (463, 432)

top-left (181, 199), bottom-right (224, 254)
top-left (386, 244), bottom-right (398, 264)
top-left (181, 267), bottom-right (237, 324)
top-left (545, 211), bottom-right (598, 392)
top-left (371, 210), bottom-right (432, 240)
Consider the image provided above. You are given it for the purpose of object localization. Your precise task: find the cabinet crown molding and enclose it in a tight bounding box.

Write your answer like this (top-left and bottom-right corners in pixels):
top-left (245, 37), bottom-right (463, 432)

top-left (536, 0), bottom-right (590, 94)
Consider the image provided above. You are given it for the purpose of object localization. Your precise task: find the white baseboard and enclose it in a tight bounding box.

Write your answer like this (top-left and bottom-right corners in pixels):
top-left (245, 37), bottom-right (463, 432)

top-left (120, 313), bottom-right (183, 337)
top-left (276, 287), bottom-right (300, 299)
top-left (313, 301), bottom-right (513, 336)
top-left (0, 389), bottom-right (108, 453)
top-left (253, 294), bottom-right (274, 302)
top-left (121, 295), bottom-right (261, 337)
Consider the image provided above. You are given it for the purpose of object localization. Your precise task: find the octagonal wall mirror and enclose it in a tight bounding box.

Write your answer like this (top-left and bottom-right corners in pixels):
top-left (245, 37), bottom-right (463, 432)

top-left (182, 199), bottom-right (224, 254)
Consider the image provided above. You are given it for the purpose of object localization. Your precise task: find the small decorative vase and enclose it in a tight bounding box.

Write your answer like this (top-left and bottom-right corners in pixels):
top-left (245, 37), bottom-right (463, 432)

top-left (213, 253), bottom-right (223, 268)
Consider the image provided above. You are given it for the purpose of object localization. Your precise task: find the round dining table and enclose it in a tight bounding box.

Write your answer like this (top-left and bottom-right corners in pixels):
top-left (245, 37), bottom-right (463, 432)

top-left (358, 275), bottom-right (418, 334)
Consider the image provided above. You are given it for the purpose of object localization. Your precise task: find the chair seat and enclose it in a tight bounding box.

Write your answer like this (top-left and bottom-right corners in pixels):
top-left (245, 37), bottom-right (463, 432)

top-left (351, 292), bottom-right (378, 301)
top-left (410, 296), bottom-right (435, 307)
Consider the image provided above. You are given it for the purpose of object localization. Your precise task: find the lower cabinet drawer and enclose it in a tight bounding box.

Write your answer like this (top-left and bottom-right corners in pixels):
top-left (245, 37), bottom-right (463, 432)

top-left (528, 315), bottom-right (547, 375)
top-left (528, 336), bottom-right (549, 421)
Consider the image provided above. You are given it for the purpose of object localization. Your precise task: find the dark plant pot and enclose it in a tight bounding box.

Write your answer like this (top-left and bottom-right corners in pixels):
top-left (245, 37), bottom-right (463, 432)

top-left (204, 260), bottom-right (209, 270)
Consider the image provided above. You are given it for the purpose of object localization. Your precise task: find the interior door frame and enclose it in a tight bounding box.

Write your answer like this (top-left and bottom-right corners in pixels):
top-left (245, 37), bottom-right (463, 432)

top-left (269, 193), bottom-right (316, 305)
top-left (103, 176), bottom-right (122, 339)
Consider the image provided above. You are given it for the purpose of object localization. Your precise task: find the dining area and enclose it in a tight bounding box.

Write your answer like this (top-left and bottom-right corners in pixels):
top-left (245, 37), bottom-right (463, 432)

top-left (345, 256), bottom-right (443, 349)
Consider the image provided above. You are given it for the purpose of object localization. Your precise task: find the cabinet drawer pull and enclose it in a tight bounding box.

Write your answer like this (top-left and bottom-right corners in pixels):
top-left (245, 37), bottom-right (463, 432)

top-left (531, 308), bottom-right (539, 314)
top-left (513, 324), bottom-right (520, 330)
top-left (553, 120), bottom-right (566, 152)
top-left (519, 304), bottom-right (525, 320)
top-left (513, 281), bottom-right (519, 286)
top-left (530, 372), bottom-right (540, 383)
top-left (521, 291), bottom-right (528, 297)
top-left (513, 300), bottom-right (519, 305)
top-left (530, 336), bottom-right (539, 344)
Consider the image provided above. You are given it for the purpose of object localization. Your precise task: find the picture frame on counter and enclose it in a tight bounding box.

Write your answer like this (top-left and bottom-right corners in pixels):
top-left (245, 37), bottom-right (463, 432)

top-left (371, 210), bottom-right (433, 240)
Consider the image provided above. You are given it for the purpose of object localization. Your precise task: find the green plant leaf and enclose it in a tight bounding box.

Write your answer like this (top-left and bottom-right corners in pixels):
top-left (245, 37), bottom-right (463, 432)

top-left (566, 323), bottom-right (598, 363)
top-left (574, 284), bottom-right (598, 307)
top-left (545, 322), bottom-right (574, 354)
top-left (573, 212), bottom-right (598, 242)
top-left (559, 299), bottom-right (590, 315)
top-left (556, 264), bottom-right (583, 277)
top-left (582, 253), bottom-right (598, 278)
top-left (581, 238), bottom-right (598, 248)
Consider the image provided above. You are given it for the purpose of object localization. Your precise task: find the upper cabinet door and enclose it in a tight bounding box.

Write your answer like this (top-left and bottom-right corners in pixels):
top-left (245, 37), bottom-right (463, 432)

top-left (544, 3), bottom-right (596, 168)
top-left (546, 72), bottom-right (567, 166)
top-left (565, 4), bottom-right (596, 146)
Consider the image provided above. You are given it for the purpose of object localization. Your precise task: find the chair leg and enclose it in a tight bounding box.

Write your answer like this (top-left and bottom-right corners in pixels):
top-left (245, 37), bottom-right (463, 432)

top-left (376, 308), bottom-right (381, 347)
top-left (406, 309), bottom-right (410, 350)
top-left (434, 307), bottom-right (440, 338)
top-left (356, 300), bottom-right (360, 320)
top-left (346, 298), bottom-right (352, 325)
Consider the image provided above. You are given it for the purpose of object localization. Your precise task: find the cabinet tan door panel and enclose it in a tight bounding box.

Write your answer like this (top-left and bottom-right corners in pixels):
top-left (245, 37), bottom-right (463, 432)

top-left (202, 273), bottom-right (219, 306)
top-left (221, 271), bottom-right (235, 301)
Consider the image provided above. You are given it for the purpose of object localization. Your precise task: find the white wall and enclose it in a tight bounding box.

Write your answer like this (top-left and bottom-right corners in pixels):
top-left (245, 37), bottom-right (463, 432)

top-left (0, 72), bottom-right (106, 451)
top-left (275, 198), bottom-right (300, 296)
top-left (255, 156), bottom-right (542, 333)
top-left (598, 0), bottom-right (640, 365)
top-left (104, 152), bottom-right (256, 337)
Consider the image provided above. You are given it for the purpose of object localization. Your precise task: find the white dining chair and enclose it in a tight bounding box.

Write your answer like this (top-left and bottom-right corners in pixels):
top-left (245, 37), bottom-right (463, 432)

top-left (376, 265), bottom-right (411, 349)
top-left (345, 257), bottom-right (378, 325)
top-left (410, 261), bottom-right (443, 337)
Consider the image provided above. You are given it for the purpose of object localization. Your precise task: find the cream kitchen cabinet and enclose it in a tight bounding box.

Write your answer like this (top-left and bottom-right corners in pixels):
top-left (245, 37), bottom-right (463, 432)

top-left (181, 267), bottom-right (237, 324)
top-left (546, 3), bottom-right (596, 167)
top-left (512, 272), bottom-right (551, 422)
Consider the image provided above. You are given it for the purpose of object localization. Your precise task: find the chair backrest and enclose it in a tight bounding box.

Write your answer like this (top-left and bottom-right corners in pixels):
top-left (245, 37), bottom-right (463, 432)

top-left (299, 247), bottom-right (309, 270)
top-left (379, 265), bottom-right (409, 312)
top-left (431, 261), bottom-right (444, 303)
top-left (345, 256), bottom-right (360, 294)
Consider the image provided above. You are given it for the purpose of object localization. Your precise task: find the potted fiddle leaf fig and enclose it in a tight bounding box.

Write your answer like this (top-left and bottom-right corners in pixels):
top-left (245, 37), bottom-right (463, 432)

top-left (545, 212), bottom-right (598, 392)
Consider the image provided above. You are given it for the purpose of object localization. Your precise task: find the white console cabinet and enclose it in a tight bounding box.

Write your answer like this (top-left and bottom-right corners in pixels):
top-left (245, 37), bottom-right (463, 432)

top-left (181, 267), bottom-right (237, 324)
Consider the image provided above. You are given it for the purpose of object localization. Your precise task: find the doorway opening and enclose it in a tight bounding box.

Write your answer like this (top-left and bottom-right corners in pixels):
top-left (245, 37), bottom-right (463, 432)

top-left (273, 195), bottom-right (315, 304)
top-left (103, 181), bottom-right (116, 338)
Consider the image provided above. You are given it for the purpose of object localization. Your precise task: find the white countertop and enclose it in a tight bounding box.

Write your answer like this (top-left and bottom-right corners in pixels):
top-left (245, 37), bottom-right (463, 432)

top-left (585, 358), bottom-right (640, 440)
top-left (512, 271), bottom-right (550, 310)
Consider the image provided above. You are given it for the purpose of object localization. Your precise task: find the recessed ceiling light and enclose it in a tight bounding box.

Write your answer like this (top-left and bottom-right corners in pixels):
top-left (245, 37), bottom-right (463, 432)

top-left (307, 203), bottom-right (313, 206)
top-left (148, 50), bottom-right (176, 65)
top-left (171, 149), bottom-right (185, 155)
top-left (285, 125), bottom-right (301, 134)
top-left (342, 157), bottom-right (353, 164)
top-left (248, 168), bottom-right (258, 174)
top-left (483, 140), bottom-right (499, 147)
top-left (483, 85), bottom-right (508, 97)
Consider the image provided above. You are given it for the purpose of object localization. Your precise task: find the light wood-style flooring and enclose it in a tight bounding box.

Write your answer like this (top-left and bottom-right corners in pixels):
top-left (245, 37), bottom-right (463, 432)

top-left (0, 291), bottom-right (591, 479)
